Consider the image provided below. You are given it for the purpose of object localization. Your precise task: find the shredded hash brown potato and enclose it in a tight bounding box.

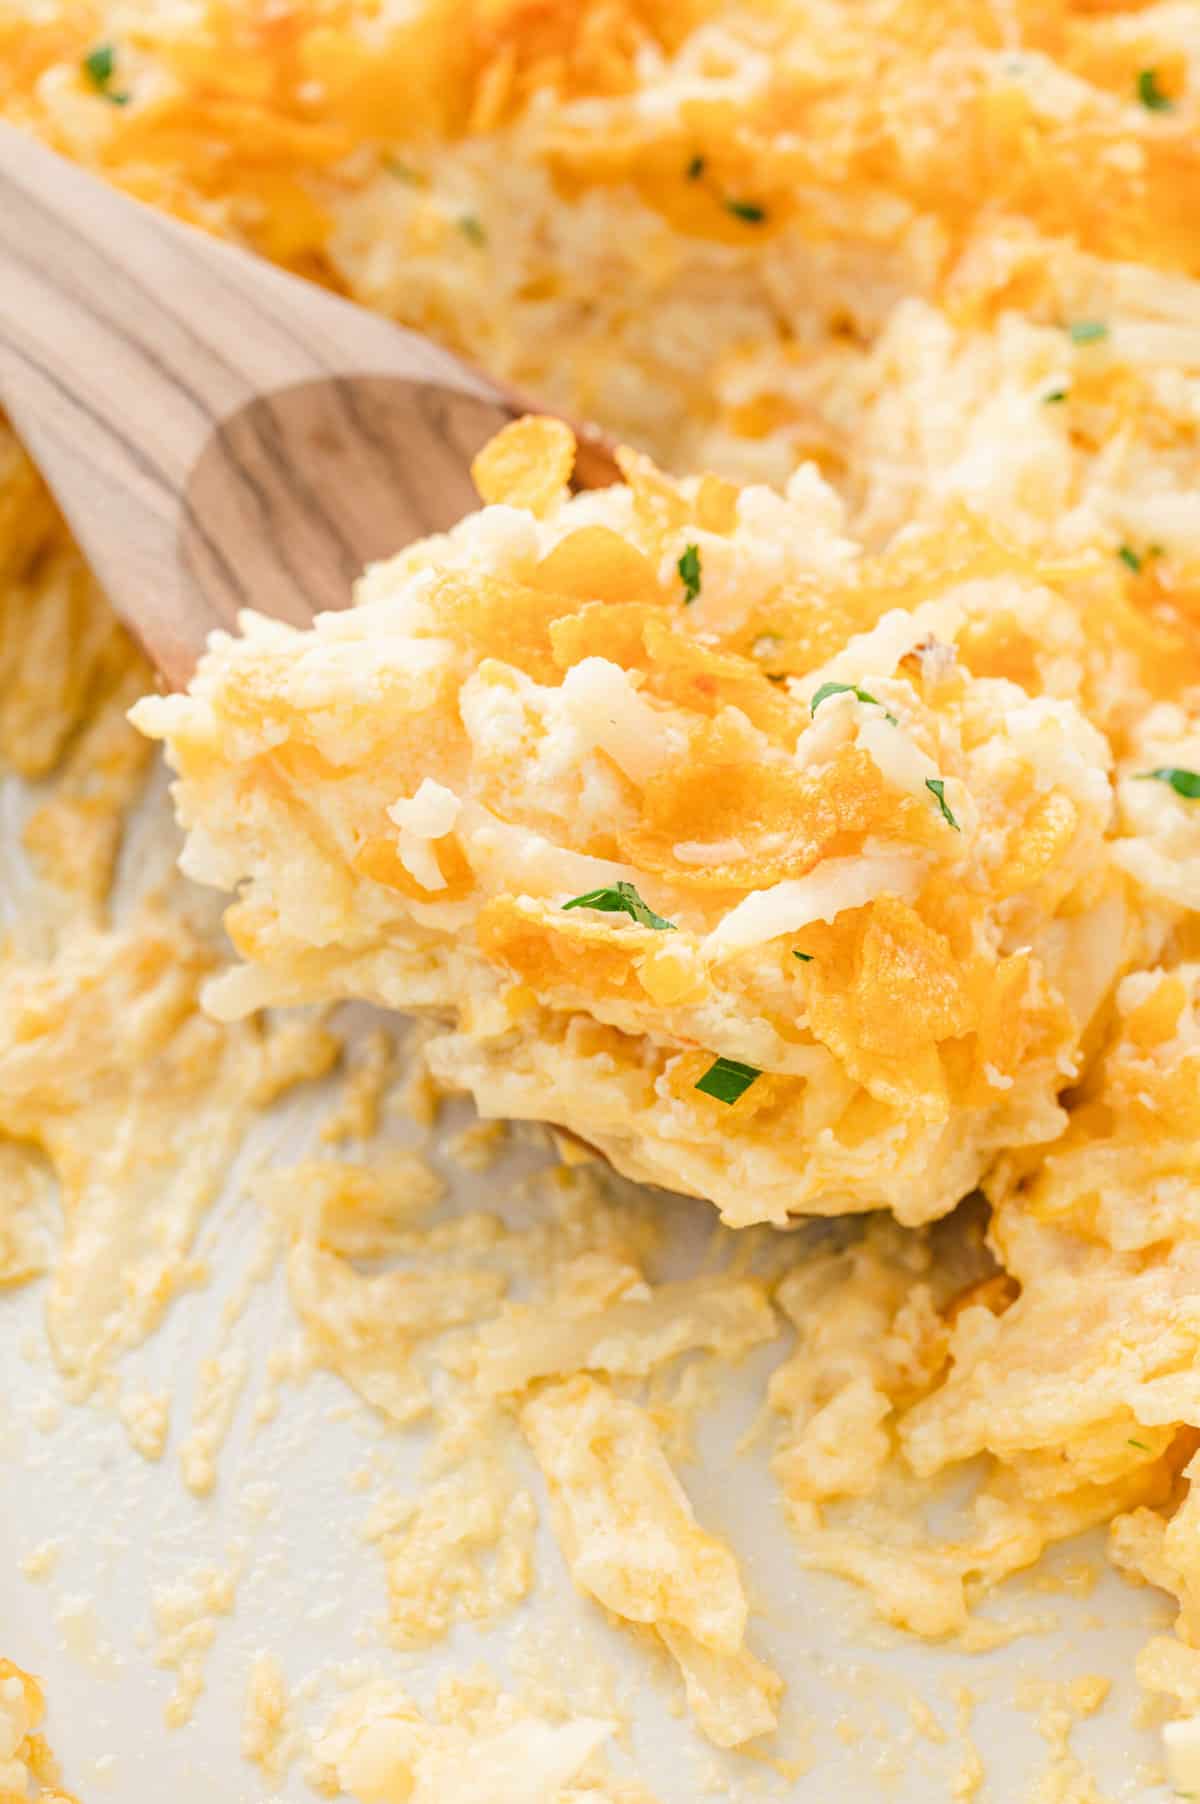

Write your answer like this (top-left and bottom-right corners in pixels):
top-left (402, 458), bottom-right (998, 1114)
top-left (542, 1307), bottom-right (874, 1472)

top-left (4, 0), bottom-right (1200, 1782)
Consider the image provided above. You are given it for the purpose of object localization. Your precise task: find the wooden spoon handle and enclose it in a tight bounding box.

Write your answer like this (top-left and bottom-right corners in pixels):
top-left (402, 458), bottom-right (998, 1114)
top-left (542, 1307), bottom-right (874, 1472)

top-left (0, 124), bottom-right (500, 510)
top-left (0, 125), bottom-right (228, 617)
top-left (0, 122), bottom-right (501, 461)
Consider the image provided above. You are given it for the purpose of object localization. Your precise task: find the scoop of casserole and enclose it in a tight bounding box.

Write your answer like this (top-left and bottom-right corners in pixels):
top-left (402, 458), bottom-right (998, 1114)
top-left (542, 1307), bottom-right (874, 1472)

top-left (133, 418), bottom-right (1153, 1229)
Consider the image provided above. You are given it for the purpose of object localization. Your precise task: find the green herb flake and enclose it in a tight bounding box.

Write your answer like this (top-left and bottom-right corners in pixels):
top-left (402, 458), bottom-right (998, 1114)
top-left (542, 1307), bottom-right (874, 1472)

top-left (792, 949), bottom-right (814, 963)
top-left (1117, 544), bottom-right (1143, 573)
top-left (385, 156), bottom-right (423, 184)
top-left (926, 777), bottom-right (961, 831)
top-left (82, 42), bottom-right (129, 104)
top-left (725, 198), bottom-right (766, 224)
top-left (84, 42), bottom-right (115, 82)
top-left (1137, 67), bottom-right (1172, 112)
top-left (1137, 767), bottom-right (1200, 800)
top-left (695, 1056), bottom-right (761, 1105)
top-left (1068, 319), bottom-right (1108, 346)
top-left (1042, 388), bottom-right (1069, 404)
top-left (810, 680), bottom-right (898, 725)
top-left (1128, 1438), bottom-right (1151, 1452)
top-left (457, 215), bottom-right (487, 247)
top-left (678, 543), bottom-right (702, 604)
top-left (562, 881), bottom-right (677, 931)
top-left (686, 153), bottom-right (706, 180)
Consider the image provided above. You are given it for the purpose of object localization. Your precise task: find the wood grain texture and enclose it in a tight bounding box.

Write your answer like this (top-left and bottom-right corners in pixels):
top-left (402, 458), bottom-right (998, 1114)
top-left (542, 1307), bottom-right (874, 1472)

top-left (0, 123), bottom-right (619, 688)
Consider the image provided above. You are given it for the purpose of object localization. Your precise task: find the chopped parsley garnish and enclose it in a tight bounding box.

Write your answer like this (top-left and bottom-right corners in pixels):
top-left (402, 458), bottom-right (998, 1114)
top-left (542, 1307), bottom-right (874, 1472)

top-left (1136, 67), bottom-right (1172, 112)
top-left (678, 543), bottom-right (702, 604)
top-left (1068, 319), bottom-right (1108, 345)
top-left (384, 156), bottom-right (422, 184)
top-left (1128, 1438), bottom-right (1151, 1452)
top-left (457, 214), bottom-right (487, 247)
top-left (83, 42), bottom-right (115, 83)
top-left (695, 1056), bottom-right (761, 1105)
top-left (686, 153), bottom-right (706, 180)
top-left (792, 949), bottom-right (813, 963)
top-left (926, 777), bottom-right (961, 831)
top-left (1042, 388), bottom-right (1069, 404)
top-left (82, 42), bottom-right (129, 104)
top-left (1137, 767), bottom-right (1200, 800)
top-left (810, 680), bottom-right (897, 725)
top-left (725, 198), bottom-right (766, 224)
top-left (1117, 544), bottom-right (1142, 573)
top-left (562, 881), bottom-right (677, 930)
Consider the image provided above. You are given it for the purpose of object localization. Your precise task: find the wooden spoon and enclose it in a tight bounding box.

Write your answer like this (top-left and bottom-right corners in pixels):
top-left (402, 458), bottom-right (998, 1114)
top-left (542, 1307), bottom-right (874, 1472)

top-left (0, 124), bottom-right (619, 690)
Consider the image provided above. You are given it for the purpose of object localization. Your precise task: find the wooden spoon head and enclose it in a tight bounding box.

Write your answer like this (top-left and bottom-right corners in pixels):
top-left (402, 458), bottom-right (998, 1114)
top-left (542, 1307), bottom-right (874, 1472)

top-left (175, 376), bottom-right (513, 688)
top-left (174, 375), bottom-right (622, 691)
